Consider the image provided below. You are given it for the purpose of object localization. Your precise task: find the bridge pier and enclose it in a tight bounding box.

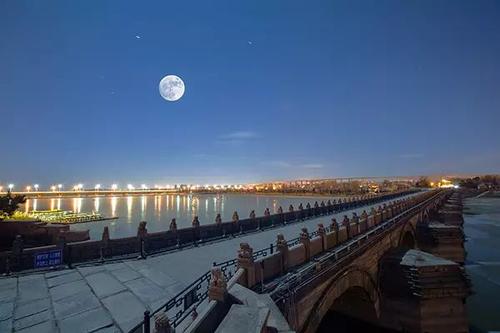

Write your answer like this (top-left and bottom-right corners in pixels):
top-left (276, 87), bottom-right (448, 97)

top-left (379, 249), bottom-right (471, 333)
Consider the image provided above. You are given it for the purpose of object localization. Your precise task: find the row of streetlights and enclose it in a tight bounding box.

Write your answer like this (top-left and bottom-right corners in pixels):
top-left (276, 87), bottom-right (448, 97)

top-left (0, 183), bottom-right (154, 192)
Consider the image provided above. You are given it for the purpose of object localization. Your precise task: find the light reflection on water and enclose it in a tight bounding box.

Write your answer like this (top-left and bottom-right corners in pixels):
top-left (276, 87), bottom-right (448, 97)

top-left (22, 194), bottom-right (331, 240)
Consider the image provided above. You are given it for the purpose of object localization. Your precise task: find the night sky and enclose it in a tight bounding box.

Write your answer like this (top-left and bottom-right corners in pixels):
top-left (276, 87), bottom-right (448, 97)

top-left (1, 1), bottom-right (499, 186)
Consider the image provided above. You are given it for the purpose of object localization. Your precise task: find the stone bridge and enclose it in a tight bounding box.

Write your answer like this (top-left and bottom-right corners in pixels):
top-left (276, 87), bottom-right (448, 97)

top-left (189, 190), bottom-right (470, 333)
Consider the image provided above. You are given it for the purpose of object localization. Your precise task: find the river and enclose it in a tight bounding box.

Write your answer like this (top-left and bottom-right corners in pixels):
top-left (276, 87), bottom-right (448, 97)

top-left (464, 194), bottom-right (500, 332)
top-left (21, 193), bottom-right (330, 240)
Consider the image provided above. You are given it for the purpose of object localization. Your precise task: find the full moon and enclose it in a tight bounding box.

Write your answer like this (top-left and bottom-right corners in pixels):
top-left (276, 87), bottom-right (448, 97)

top-left (159, 75), bottom-right (185, 101)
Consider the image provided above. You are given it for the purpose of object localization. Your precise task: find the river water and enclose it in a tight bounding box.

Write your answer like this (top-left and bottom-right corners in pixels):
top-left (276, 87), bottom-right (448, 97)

top-left (463, 194), bottom-right (500, 332)
top-left (21, 194), bottom-right (330, 240)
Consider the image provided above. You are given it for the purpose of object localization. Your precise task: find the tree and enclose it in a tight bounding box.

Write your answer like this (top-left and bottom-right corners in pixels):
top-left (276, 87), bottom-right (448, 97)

top-left (415, 176), bottom-right (431, 188)
top-left (0, 191), bottom-right (26, 220)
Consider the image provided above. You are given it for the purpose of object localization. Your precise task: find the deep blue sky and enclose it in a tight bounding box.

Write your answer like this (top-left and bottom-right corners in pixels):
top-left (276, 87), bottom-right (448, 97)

top-left (1, 0), bottom-right (499, 186)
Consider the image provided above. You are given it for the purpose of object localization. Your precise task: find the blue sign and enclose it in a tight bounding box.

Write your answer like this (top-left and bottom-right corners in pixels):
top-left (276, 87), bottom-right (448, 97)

top-left (34, 249), bottom-right (63, 268)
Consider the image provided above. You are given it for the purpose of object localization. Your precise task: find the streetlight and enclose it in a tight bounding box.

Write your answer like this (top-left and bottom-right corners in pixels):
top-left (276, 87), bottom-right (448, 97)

top-left (141, 184), bottom-right (147, 190)
top-left (8, 184), bottom-right (14, 191)
top-left (0, 186), bottom-right (3, 192)
top-left (58, 184), bottom-right (63, 191)
top-left (127, 184), bottom-right (135, 190)
top-left (77, 184), bottom-right (83, 191)
top-left (34, 184), bottom-right (39, 191)
top-left (26, 186), bottom-right (32, 192)
top-left (111, 184), bottom-right (118, 191)
top-left (95, 184), bottom-right (101, 190)
top-left (50, 185), bottom-right (56, 192)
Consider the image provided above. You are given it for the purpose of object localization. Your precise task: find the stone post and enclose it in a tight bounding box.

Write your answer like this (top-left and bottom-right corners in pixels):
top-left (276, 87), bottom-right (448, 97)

top-left (154, 311), bottom-right (174, 333)
top-left (276, 234), bottom-right (288, 273)
top-left (300, 227), bottom-right (311, 260)
top-left (237, 243), bottom-right (256, 288)
top-left (215, 214), bottom-right (222, 225)
top-left (342, 215), bottom-right (351, 238)
top-left (137, 221), bottom-right (148, 259)
top-left (11, 235), bottom-right (24, 272)
top-left (208, 268), bottom-right (228, 302)
top-left (101, 227), bottom-right (110, 260)
top-left (317, 223), bottom-right (326, 251)
top-left (330, 218), bottom-right (339, 244)
top-left (169, 218), bottom-right (177, 232)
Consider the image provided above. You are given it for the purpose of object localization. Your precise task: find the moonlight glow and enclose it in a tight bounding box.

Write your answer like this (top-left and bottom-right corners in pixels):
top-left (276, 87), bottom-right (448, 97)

top-left (159, 75), bottom-right (185, 101)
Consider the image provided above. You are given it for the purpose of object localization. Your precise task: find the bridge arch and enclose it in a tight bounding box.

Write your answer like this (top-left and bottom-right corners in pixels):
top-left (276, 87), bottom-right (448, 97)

top-left (301, 267), bottom-right (380, 333)
top-left (398, 222), bottom-right (416, 249)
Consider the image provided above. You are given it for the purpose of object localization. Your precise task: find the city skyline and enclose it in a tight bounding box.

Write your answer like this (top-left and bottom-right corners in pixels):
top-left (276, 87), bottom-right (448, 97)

top-left (1, 0), bottom-right (500, 184)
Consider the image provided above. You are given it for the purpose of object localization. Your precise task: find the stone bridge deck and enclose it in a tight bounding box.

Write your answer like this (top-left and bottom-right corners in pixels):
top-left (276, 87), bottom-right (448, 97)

top-left (0, 194), bottom-right (416, 333)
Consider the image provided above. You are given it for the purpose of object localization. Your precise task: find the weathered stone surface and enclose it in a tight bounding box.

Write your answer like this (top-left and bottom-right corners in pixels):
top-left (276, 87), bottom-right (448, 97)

top-left (124, 277), bottom-right (168, 307)
top-left (52, 291), bottom-right (100, 319)
top-left (16, 319), bottom-right (56, 333)
top-left (49, 279), bottom-right (91, 301)
top-left (44, 269), bottom-right (74, 278)
top-left (77, 265), bottom-right (106, 276)
top-left (14, 298), bottom-right (51, 320)
top-left (0, 278), bottom-right (17, 302)
top-left (101, 291), bottom-right (146, 333)
top-left (46, 270), bottom-right (82, 287)
top-left (110, 266), bottom-right (141, 283)
top-left (0, 301), bottom-right (13, 321)
top-left (0, 318), bottom-right (12, 332)
top-left (58, 307), bottom-right (113, 333)
top-left (215, 304), bottom-right (269, 333)
top-left (18, 275), bottom-right (48, 302)
top-left (13, 309), bottom-right (52, 331)
top-left (85, 272), bottom-right (126, 298)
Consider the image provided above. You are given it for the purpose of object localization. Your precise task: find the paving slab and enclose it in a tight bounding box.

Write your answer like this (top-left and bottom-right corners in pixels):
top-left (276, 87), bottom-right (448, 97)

top-left (13, 309), bottom-right (52, 331)
top-left (14, 298), bottom-right (51, 320)
top-left (16, 319), bottom-right (56, 333)
top-left (0, 318), bottom-right (12, 332)
top-left (58, 307), bottom-right (113, 333)
top-left (17, 275), bottom-right (48, 302)
top-left (0, 277), bottom-right (17, 303)
top-left (94, 325), bottom-right (121, 333)
top-left (76, 265), bottom-right (106, 276)
top-left (105, 262), bottom-right (128, 271)
top-left (49, 279), bottom-right (91, 301)
top-left (102, 291), bottom-right (146, 332)
top-left (125, 263), bottom-right (177, 288)
top-left (52, 291), bottom-right (100, 320)
top-left (124, 277), bottom-right (169, 308)
top-left (85, 272), bottom-right (126, 298)
top-left (46, 270), bottom-right (82, 288)
top-left (110, 266), bottom-right (141, 283)
top-left (44, 269), bottom-right (74, 278)
top-left (0, 301), bottom-right (14, 321)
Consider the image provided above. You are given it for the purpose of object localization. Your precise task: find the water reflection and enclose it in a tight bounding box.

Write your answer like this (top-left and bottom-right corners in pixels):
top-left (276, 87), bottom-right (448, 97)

top-left (111, 197), bottom-right (117, 216)
top-left (94, 197), bottom-right (100, 212)
top-left (127, 196), bottom-right (133, 219)
top-left (20, 193), bottom-right (331, 240)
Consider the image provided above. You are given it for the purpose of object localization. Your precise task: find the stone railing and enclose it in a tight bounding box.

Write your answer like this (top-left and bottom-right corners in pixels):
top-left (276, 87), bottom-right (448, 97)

top-left (0, 190), bottom-right (418, 274)
top-left (126, 190), bottom-right (432, 333)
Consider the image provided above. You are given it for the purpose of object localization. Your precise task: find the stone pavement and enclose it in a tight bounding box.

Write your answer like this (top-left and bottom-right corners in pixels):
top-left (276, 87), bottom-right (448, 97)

top-left (0, 194), bottom-right (414, 333)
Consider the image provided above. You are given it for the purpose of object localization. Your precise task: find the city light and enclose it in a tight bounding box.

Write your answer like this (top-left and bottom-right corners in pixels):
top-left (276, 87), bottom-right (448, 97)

top-left (8, 184), bottom-right (14, 190)
top-left (50, 185), bottom-right (56, 192)
top-left (26, 186), bottom-right (32, 192)
top-left (0, 186), bottom-right (3, 192)
top-left (95, 184), bottom-right (101, 190)
top-left (141, 184), bottom-right (147, 190)
top-left (78, 184), bottom-right (83, 190)
top-left (127, 184), bottom-right (135, 190)
top-left (111, 184), bottom-right (118, 191)
top-left (58, 184), bottom-right (63, 190)
top-left (34, 184), bottom-right (39, 191)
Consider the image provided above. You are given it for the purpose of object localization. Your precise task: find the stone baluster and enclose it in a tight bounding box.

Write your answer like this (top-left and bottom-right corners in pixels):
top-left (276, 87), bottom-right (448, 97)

top-left (237, 243), bottom-right (256, 288)
top-left (317, 223), bottom-right (326, 251)
top-left (208, 268), bottom-right (228, 302)
top-left (169, 218), bottom-right (177, 231)
top-left (215, 213), bottom-right (222, 225)
top-left (100, 227), bottom-right (110, 260)
top-left (276, 234), bottom-right (288, 273)
top-left (300, 227), bottom-right (311, 260)
top-left (154, 311), bottom-right (174, 333)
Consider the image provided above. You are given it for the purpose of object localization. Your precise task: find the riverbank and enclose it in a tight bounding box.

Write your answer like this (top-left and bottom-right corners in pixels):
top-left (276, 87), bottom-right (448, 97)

top-left (463, 194), bottom-right (500, 332)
